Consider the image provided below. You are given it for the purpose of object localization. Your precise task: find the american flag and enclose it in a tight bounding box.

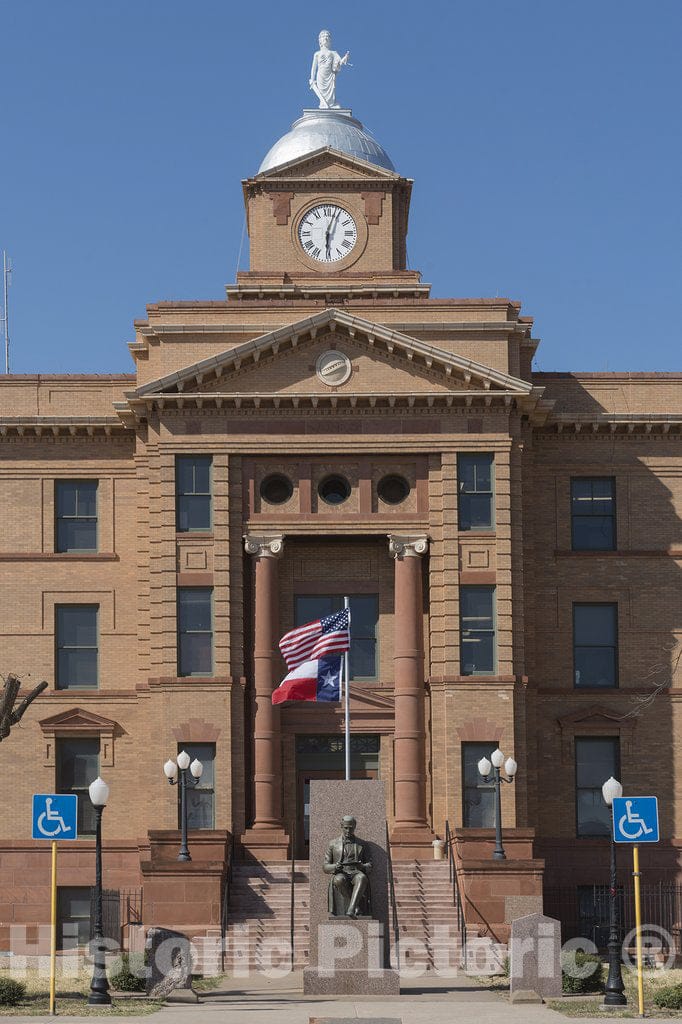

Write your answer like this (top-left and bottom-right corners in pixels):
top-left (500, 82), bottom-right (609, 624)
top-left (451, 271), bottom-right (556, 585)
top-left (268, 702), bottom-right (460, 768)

top-left (279, 608), bottom-right (351, 670)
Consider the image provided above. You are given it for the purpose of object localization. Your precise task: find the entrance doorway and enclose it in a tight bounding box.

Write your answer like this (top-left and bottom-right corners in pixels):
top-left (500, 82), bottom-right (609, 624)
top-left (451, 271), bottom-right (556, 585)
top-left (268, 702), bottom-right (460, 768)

top-left (295, 735), bottom-right (380, 858)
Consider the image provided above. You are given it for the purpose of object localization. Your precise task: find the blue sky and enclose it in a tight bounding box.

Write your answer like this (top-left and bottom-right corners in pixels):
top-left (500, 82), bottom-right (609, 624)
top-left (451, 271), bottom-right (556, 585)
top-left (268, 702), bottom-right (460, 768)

top-left (1, 0), bottom-right (680, 374)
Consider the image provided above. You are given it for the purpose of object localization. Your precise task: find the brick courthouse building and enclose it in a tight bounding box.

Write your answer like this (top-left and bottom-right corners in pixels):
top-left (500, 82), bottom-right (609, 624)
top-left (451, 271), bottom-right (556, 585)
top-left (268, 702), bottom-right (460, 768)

top-left (1, 101), bottom-right (681, 955)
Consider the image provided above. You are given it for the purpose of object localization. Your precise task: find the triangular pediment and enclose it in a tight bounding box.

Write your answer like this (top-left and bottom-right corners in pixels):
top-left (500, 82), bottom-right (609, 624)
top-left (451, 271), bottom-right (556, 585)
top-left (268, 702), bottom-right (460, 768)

top-left (39, 707), bottom-right (118, 733)
top-left (249, 147), bottom-right (401, 182)
top-left (133, 309), bottom-right (534, 403)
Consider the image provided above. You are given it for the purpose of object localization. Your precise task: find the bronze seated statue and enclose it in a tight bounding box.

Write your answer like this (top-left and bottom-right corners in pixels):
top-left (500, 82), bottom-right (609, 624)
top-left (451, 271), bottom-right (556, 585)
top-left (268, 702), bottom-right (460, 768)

top-left (323, 814), bottom-right (372, 918)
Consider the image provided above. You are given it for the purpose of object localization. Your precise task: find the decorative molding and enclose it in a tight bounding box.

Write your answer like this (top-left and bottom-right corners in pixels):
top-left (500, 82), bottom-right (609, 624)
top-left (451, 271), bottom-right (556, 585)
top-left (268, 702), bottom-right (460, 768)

top-left (268, 191), bottom-right (294, 225)
top-left (360, 190), bottom-right (385, 224)
top-left (38, 707), bottom-right (120, 768)
top-left (388, 534), bottom-right (428, 559)
top-left (244, 534), bottom-right (285, 558)
top-left (556, 703), bottom-right (637, 763)
top-left (172, 717), bottom-right (221, 743)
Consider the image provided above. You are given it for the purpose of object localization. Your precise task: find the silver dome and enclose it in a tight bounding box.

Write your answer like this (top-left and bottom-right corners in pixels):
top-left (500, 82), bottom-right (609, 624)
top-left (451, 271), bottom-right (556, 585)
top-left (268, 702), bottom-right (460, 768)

top-left (258, 109), bottom-right (395, 174)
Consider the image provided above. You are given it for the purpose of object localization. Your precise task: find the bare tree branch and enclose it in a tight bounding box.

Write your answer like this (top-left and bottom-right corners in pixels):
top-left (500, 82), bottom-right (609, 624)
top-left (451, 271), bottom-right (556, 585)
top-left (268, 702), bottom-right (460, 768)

top-left (0, 675), bottom-right (48, 741)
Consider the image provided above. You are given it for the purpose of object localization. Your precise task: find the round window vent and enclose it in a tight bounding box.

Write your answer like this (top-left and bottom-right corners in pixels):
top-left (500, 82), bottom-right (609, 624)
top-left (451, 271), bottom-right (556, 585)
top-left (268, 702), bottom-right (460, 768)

top-left (318, 475), bottom-right (351, 506)
top-left (378, 474), bottom-right (410, 505)
top-left (316, 350), bottom-right (352, 387)
top-left (260, 474), bottom-right (293, 505)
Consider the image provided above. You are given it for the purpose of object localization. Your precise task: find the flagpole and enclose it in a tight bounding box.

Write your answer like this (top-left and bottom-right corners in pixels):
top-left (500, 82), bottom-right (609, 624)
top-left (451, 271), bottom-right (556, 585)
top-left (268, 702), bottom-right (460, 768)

top-left (344, 596), bottom-right (351, 781)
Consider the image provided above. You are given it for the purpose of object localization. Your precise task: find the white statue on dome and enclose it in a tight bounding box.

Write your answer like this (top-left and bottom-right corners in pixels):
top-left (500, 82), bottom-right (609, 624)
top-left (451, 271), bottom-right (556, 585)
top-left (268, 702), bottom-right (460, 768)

top-left (309, 30), bottom-right (350, 110)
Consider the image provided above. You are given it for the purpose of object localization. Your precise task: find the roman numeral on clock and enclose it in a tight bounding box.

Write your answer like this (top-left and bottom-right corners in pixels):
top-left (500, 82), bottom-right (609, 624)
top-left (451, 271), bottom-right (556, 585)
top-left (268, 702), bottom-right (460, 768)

top-left (342, 239), bottom-right (352, 249)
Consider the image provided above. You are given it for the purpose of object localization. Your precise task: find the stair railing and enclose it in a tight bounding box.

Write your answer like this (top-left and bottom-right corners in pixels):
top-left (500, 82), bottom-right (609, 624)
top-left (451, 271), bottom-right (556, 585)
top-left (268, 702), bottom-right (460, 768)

top-left (289, 819), bottom-right (296, 969)
top-left (445, 820), bottom-right (467, 967)
top-left (220, 831), bottom-right (234, 973)
top-left (385, 822), bottom-right (401, 971)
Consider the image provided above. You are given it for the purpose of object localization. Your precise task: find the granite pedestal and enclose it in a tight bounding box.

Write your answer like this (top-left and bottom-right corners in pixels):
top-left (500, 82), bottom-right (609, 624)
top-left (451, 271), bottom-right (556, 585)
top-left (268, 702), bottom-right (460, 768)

top-left (303, 780), bottom-right (399, 995)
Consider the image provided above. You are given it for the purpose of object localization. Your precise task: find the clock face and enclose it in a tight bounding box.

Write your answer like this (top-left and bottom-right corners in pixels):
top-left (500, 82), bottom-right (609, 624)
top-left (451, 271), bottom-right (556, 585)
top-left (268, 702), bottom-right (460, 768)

top-left (298, 204), bottom-right (358, 263)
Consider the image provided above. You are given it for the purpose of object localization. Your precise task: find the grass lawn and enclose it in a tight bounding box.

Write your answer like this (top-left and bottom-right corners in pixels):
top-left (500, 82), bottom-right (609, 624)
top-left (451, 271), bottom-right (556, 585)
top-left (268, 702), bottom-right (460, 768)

top-left (0, 965), bottom-right (163, 1017)
top-left (545, 966), bottom-right (682, 1018)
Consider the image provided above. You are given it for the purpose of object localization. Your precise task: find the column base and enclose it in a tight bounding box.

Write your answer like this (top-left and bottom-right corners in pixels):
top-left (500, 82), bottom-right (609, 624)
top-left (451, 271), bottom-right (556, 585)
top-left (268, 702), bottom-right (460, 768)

top-left (389, 824), bottom-right (435, 859)
top-left (240, 826), bottom-right (290, 861)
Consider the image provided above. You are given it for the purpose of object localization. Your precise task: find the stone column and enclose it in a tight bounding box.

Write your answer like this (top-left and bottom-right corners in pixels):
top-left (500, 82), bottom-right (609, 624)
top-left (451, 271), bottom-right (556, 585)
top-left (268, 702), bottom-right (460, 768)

top-left (388, 534), bottom-right (434, 856)
top-left (241, 535), bottom-right (289, 859)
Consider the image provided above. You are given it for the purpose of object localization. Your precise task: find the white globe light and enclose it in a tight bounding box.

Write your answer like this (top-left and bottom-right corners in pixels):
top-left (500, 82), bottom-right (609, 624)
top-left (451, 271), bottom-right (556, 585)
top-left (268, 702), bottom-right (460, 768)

top-left (505, 757), bottom-right (518, 778)
top-left (88, 777), bottom-right (110, 807)
top-left (177, 750), bottom-right (191, 771)
top-left (478, 757), bottom-right (492, 778)
top-left (491, 748), bottom-right (505, 769)
top-left (602, 776), bottom-right (623, 807)
top-left (164, 758), bottom-right (179, 780)
top-left (190, 758), bottom-right (204, 779)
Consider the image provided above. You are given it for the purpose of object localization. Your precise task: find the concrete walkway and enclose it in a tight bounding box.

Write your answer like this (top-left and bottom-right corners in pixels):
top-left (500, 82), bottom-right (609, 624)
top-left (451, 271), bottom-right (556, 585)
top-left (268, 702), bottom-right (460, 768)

top-left (0, 972), bottom-right (647, 1024)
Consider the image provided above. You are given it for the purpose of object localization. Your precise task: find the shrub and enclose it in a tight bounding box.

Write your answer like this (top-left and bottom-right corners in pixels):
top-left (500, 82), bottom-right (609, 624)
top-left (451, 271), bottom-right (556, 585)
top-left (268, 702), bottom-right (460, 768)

top-left (110, 952), bottom-right (147, 993)
top-left (654, 984), bottom-right (682, 1010)
top-left (561, 951), bottom-right (604, 994)
top-left (0, 978), bottom-right (27, 1006)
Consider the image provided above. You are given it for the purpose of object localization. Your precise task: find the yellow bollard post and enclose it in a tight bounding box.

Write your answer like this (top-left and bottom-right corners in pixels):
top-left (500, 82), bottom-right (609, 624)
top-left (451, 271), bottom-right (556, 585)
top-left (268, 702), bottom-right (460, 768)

top-left (49, 840), bottom-right (57, 1016)
top-left (633, 844), bottom-right (645, 1017)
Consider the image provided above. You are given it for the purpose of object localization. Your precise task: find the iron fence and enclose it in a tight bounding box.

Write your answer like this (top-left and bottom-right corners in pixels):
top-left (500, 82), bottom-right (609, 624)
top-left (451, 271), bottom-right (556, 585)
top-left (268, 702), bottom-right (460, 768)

top-left (89, 888), bottom-right (143, 945)
top-left (544, 883), bottom-right (682, 954)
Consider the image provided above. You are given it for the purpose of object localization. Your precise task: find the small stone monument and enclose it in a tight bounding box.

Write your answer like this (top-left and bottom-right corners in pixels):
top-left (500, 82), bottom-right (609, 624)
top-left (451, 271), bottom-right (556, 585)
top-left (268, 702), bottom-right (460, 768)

top-left (145, 927), bottom-right (199, 1002)
top-left (509, 912), bottom-right (562, 1001)
top-left (304, 779), bottom-right (399, 995)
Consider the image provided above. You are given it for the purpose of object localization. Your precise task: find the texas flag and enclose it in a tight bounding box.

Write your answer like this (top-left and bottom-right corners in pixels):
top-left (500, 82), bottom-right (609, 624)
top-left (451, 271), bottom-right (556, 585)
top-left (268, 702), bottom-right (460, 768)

top-left (271, 655), bottom-right (342, 705)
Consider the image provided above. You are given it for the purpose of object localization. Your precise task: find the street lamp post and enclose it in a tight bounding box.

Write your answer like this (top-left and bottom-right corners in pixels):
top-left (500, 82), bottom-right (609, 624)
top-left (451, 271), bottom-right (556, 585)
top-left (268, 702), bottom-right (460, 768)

top-left (601, 776), bottom-right (627, 1007)
top-left (88, 777), bottom-right (111, 1006)
top-left (478, 748), bottom-right (518, 860)
top-left (163, 751), bottom-right (204, 862)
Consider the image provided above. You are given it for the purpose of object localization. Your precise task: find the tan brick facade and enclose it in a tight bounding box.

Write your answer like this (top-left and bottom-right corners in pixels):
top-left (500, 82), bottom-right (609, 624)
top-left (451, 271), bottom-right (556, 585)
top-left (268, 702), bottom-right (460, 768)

top-left (0, 147), bottom-right (681, 946)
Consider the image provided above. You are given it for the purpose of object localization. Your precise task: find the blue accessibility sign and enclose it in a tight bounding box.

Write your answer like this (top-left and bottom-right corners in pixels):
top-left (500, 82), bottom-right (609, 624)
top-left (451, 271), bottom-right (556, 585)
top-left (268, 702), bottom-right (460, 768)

top-left (612, 796), bottom-right (659, 844)
top-left (32, 794), bottom-right (78, 840)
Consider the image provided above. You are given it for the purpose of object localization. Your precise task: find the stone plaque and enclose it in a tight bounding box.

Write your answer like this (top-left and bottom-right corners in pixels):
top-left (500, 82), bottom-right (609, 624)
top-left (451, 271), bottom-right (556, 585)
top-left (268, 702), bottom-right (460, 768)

top-left (509, 913), bottom-right (561, 999)
top-left (145, 927), bottom-right (199, 1002)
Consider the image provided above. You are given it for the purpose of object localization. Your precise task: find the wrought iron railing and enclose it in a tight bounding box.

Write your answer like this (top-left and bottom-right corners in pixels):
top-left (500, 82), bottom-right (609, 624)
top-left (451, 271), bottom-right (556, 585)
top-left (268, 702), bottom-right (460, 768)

top-left (544, 882), bottom-right (682, 955)
top-left (385, 822), bottom-right (401, 971)
top-left (444, 820), bottom-right (467, 966)
top-left (220, 832), bottom-right (234, 972)
top-left (89, 888), bottom-right (142, 946)
top-left (290, 819), bottom-right (297, 968)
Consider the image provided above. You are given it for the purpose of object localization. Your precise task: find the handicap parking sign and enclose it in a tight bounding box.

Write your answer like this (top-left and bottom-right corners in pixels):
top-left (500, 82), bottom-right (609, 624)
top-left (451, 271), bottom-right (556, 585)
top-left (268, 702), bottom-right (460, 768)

top-left (32, 794), bottom-right (78, 840)
top-left (612, 796), bottom-right (659, 844)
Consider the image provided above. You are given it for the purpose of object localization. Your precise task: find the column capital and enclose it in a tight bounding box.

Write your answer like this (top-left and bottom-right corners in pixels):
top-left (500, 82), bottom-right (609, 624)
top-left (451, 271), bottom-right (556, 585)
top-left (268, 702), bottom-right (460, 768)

top-left (388, 534), bottom-right (429, 559)
top-left (244, 535), bottom-right (285, 559)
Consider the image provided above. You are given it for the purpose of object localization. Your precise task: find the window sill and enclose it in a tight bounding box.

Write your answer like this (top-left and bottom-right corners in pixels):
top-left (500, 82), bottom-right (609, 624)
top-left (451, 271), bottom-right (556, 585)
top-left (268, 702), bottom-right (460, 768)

top-left (176, 531), bottom-right (214, 540)
top-left (0, 552), bottom-right (118, 561)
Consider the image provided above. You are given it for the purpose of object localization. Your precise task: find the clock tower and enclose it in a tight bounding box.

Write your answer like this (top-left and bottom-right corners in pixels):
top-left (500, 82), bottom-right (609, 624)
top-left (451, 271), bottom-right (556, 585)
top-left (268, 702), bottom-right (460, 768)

top-left (237, 107), bottom-right (426, 300)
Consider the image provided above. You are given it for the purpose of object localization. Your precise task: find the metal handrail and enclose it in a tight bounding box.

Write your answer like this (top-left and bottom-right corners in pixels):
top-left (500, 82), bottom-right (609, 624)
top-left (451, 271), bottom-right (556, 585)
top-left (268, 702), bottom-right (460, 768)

top-left (445, 820), bottom-right (467, 967)
top-left (289, 819), bottom-right (296, 969)
top-left (385, 822), bottom-right (401, 971)
top-left (220, 832), bottom-right (234, 973)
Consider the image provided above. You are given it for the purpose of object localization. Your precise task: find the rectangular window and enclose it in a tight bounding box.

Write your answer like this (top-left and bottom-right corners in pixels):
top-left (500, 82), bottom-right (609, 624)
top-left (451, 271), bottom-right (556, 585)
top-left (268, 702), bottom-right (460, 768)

top-left (462, 742), bottom-right (497, 827)
top-left (294, 595), bottom-right (379, 680)
top-left (177, 743), bottom-right (215, 829)
top-left (56, 738), bottom-right (100, 837)
top-left (55, 605), bottom-right (98, 689)
top-left (177, 588), bottom-right (213, 676)
top-left (573, 603), bottom-right (618, 688)
top-left (55, 480), bottom-right (98, 552)
top-left (576, 736), bottom-right (619, 837)
top-left (458, 454), bottom-right (494, 531)
top-left (176, 456), bottom-right (212, 532)
top-left (57, 886), bottom-right (92, 949)
top-left (571, 478), bottom-right (616, 550)
top-left (460, 586), bottom-right (496, 676)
